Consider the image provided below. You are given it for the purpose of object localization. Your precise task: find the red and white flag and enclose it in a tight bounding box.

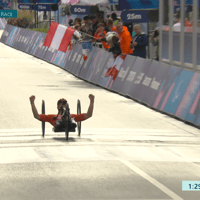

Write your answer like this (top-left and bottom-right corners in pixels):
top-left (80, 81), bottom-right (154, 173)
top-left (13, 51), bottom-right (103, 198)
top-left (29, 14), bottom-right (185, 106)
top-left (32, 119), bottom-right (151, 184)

top-left (43, 22), bottom-right (75, 52)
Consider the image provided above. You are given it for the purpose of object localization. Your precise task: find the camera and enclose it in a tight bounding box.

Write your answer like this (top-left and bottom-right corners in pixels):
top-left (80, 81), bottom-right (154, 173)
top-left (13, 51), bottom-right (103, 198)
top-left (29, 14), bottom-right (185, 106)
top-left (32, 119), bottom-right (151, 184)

top-left (154, 30), bottom-right (159, 37)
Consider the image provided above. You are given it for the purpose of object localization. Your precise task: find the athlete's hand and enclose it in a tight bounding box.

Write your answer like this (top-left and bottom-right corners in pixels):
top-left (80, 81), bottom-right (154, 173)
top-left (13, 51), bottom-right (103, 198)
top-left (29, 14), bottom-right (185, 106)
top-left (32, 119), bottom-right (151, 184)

top-left (29, 95), bottom-right (35, 104)
top-left (89, 94), bottom-right (94, 103)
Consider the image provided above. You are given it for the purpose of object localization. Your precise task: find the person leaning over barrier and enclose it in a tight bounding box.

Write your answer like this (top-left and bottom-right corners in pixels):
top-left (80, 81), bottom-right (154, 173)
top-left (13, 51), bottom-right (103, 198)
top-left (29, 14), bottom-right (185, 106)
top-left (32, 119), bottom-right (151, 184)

top-left (130, 24), bottom-right (148, 59)
top-left (150, 28), bottom-right (159, 61)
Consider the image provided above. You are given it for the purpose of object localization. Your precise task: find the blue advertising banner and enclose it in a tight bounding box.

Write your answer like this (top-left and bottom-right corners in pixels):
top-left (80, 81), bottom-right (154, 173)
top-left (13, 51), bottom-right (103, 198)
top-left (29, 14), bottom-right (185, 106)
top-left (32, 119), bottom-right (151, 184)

top-left (33, 33), bottom-right (48, 59)
top-left (5, 26), bottom-right (20, 47)
top-left (85, 48), bottom-right (102, 82)
top-left (0, 18), bottom-right (7, 29)
top-left (79, 46), bottom-right (97, 79)
top-left (0, 24), bottom-right (11, 43)
top-left (152, 65), bottom-right (182, 110)
top-left (89, 50), bottom-right (111, 84)
top-left (162, 69), bottom-right (194, 115)
top-left (97, 53), bottom-right (115, 88)
top-left (70, 5), bottom-right (91, 15)
top-left (175, 72), bottom-right (200, 121)
top-left (67, 44), bottom-right (82, 73)
top-left (120, 0), bottom-right (159, 10)
top-left (121, 57), bottom-right (152, 101)
top-left (71, 45), bottom-right (84, 75)
top-left (140, 60), bottom-right (170, 106)
top-left (111, 55), bottom-right (137, 93)
top-left (29, 33), bottom-right (45, 56)
top-left (25, 30), bottom-right (40, 54)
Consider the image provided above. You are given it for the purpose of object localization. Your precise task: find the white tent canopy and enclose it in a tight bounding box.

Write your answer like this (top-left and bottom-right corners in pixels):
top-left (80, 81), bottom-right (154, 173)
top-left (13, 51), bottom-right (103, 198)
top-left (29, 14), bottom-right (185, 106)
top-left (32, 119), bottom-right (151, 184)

top-left (61, 0), bottom-right (109, 5)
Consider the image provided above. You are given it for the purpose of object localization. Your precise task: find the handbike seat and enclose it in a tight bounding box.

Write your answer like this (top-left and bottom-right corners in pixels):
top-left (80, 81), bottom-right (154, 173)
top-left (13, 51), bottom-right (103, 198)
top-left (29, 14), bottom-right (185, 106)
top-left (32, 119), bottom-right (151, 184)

top-left (53, 127), bottom-right (76, 132)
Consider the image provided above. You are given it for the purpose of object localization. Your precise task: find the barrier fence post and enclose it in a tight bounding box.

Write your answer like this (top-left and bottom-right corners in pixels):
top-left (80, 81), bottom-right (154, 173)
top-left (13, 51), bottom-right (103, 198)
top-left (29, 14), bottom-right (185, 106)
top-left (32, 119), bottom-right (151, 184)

top-left (180, 0), bottom-right (185, 68)
top-left (159, 0), bottom-right (163, 62)
top-left (169, 0), bottom-right (174, 65)
top-left (192, 0), bottom-right (198, 70)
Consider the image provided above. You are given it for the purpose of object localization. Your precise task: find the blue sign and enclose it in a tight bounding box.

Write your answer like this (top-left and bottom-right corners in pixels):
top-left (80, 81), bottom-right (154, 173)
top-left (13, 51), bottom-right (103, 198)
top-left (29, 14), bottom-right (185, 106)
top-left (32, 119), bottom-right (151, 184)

top-left (120, 0), bottom-right (159, 10)
top-left (18, 0), bottom-right (57, 3)
top-left (174, 5), bottom-right (191, 13)
top-left (70, 5), bottom-right (91, 15)
top-left (0, 10), bottom-right (17, 18)
top-left (121, 10), bottom-right (150, 23)
top-left (109, 0), bottom-right (119, 4)
top-left (18, 4), bottom-right (34, 10)
top-left (0, 0), bottom-right (11, 9)
top-left (175, 0), bottom-right (193, 5)
top-left (35, 4), bottom-right (51, 11)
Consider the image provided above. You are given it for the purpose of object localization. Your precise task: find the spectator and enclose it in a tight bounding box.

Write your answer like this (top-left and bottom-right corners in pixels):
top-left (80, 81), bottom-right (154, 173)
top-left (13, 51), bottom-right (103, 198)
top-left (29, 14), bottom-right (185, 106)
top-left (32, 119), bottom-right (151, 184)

top-left (74, 17), bottom-right (82, 26)
top-left (150, 29), bottom-right (159, 61)
top-left (173, 14), bottom-right (181, 32)
top-left (83, 15), bottom-right (91, 31)
top-left (116, 22), bottom-right (133, 55)
top-left (106, 18), bottom-right (117, 32)
top-left (130, 24), bottom-right (148, 58)
top-left (108, 35), bottom-right (122, 59)
top-left (95, 23), bottom-right (110, 50)
top-left (106, 14), bottom-right (110, 19)
top-left (74, 24), bottom-right (81, 32)
top-left (90, 14), bottom-right (98, 34)
top-left (98, 14), bottom-right (106, 27)
top-left (111, 13), bottom-right (119, 26)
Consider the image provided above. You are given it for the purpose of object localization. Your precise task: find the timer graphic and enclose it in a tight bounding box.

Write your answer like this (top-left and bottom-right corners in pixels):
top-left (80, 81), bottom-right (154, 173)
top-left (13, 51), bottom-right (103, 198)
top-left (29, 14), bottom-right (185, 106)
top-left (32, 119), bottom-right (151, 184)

top-left (182, 181), bottom-right (200, 191)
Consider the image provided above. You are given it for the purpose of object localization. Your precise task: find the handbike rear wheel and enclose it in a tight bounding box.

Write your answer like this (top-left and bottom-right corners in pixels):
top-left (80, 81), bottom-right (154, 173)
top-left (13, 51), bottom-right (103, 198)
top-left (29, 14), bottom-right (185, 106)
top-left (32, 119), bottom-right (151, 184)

top-left (77, 99), bottom-right (81, 137)
top-left (65, 103), bottom-right (70, 141)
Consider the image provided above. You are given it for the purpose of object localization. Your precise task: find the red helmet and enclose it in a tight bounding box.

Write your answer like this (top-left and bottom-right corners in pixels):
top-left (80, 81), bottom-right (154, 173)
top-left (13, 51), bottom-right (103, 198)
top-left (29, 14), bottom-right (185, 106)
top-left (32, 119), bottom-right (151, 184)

top-left (57, 98), bottom-right (67, 105)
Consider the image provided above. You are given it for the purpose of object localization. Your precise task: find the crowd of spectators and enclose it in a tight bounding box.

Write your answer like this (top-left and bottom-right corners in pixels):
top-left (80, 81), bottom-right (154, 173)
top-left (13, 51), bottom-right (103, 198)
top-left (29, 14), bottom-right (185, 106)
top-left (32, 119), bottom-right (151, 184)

top-left (68, 11), bottom-right (148, 59)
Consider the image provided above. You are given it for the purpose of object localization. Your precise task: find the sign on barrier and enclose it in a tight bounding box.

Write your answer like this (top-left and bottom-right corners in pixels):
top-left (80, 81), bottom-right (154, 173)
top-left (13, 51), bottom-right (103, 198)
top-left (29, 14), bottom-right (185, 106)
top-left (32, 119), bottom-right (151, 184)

top-left (79, 46), bottom-right (97, 79)
top-left (121, 57), bottom-right (152, 101)
top-left (25, 30), bottom-right (40, 54)
top-left (89, 50), bottom-right (111, 84)
top-left (161, 69), bottom-right (195, 115)
top-left (85, 48), bottom-right (102, 82)
top-left (97, 54), bottom-right (115, 88)
top-left (0, 18), bottom-right (7, 29)
top-left (152, 65), bottom-right (182, 109)
top-left (111, 55), bottom-right (137, 93)
top-left (0, 24), bottom-right (11, 43)
top-left (176, 72), bottom-right (200, 122)
top-left (6, 26), bottom-right (20, 46)
top-left (140, 60), bottom-right (170, 106)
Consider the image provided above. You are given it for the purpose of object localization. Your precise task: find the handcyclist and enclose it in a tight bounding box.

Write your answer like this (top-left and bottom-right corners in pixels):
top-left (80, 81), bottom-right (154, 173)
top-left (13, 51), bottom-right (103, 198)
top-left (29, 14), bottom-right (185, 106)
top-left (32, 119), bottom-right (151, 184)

top-left (29, 94), bottom-right (94, 129)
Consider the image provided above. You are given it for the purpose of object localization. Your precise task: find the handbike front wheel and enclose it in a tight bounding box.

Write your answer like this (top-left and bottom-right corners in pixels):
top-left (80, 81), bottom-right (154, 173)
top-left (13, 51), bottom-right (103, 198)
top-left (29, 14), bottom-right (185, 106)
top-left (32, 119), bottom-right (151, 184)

top-left (42, 100), bottom-right (45, 137)
top-left (65, 103), bottom-right (70, 141)
top-left (77, 99), bottom-right (81, 137)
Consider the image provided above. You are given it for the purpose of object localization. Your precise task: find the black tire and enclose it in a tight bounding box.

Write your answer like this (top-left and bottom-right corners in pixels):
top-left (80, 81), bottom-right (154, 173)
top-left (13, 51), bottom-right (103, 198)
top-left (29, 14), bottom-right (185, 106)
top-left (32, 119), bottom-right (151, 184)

top-left (77, 99), bottom-right (81, 137)
top-left (42, 100), bottom-right (45, 137)
top-left (64, 103), bottom-right (70, 141)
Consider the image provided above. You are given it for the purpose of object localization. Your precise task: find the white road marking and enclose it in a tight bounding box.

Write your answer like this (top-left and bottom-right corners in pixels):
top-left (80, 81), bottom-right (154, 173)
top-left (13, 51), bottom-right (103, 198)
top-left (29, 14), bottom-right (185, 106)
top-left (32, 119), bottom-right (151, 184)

top-left (119, 159), bottom-right (183, 200)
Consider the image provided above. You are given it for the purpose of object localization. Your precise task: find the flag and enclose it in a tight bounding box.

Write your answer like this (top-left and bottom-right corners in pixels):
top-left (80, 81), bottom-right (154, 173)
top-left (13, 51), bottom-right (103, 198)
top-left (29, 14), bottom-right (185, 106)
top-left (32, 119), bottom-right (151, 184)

top-left (81, 41), bottom-right (92, 60)
top-left (43, 22), bottom-right (75, 53)
top-left (105, 55), bottom-right (126, 80)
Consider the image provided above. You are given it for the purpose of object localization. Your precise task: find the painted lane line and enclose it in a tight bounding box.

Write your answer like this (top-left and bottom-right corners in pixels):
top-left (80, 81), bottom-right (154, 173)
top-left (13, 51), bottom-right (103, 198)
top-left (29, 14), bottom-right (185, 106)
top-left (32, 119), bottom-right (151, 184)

top-left (119, 159), bottom-right (183, 200)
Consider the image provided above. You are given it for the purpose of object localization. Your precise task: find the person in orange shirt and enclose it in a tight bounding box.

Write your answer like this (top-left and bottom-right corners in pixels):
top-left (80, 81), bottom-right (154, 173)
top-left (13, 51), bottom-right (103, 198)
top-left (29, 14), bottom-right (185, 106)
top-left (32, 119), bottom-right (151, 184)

top-left (95, 23), bottom-right (110, 50)
top-left (29, 94), bottom-right (94, 129)
top-left (115, 22), bottom-right (133, 55)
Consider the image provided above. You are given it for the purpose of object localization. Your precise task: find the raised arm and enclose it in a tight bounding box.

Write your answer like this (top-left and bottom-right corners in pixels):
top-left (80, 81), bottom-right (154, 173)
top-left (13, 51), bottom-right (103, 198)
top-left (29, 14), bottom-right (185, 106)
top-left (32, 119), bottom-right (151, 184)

top-left (29, 95), bottom-right (40, 120)
top-left (84, 94), bottom-right (95, 120)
